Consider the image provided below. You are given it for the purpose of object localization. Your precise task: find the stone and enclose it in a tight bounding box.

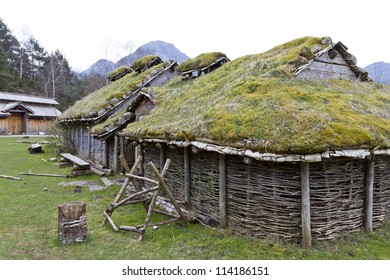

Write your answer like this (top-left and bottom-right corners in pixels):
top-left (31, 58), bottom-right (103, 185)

top-left (311, 45), bottom-right (323, 54)
top-left (109, 98), bottom-right (120, 106)
top-left (321, 36), bottom-right (332, 45)
top-left (117, 117), bottom-right (126, 126)
top-left (299, 46), bottom-right (314, 61)
top-left (122, 112), bottom-right (133, 120)
top-left (98, 109), bottom-right (106, 116)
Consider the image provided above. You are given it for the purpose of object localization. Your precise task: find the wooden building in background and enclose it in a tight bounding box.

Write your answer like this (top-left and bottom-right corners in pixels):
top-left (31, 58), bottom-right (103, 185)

top-left (0, 91), bottom-right (61, 135)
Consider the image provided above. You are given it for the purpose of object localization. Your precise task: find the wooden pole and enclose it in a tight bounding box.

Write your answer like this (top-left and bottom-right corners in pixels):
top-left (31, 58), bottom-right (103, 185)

top-left (159, 143), bottom-right (166, 173)
top-left (0, 174), bottom-right (21, 181)
top-left (101, 156), bottom-right (142, 226)
top-left (184, 146), bottom-right (191, 207)
top-left (364, 155), bottom-right (375, 233)
top-left (219, 153), bottom-right (227, 228)
top-left (113, 134), bottom-right (118, 174)
top-left (301, 162), bottom-right (311, 249)
top-left (149, 162), bottom-right (189, 225)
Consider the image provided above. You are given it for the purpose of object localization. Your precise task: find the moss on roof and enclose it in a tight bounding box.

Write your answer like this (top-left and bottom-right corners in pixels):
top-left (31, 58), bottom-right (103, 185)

top-left (60, 62), bottom-right (164, 120)
top-left (123, 36), bottom-right (390, 154)
top-left (107, 66), bottom-right (132, 80)
top-left (177, 52), bottom-right (228, 73)
top-left (131, 55), bottom-right (160, 71)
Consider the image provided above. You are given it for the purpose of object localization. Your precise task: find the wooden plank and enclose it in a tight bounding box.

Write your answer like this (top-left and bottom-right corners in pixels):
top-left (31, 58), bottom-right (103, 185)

top-left (301, 162), bottom-right (311, 249)
top-left (60, 153), bottom-right (90, 168)
top-left (364, 155), bottom-right (375, 233)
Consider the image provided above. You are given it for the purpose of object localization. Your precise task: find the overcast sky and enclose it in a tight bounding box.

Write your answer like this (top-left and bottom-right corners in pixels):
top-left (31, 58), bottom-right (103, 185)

top-left (2, 0), bottom-right (389, 72)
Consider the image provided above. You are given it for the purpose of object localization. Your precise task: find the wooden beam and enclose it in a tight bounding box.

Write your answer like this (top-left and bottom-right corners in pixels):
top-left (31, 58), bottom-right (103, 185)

top-left (184, 146), bottom-right (191, 207)
top-left (301, 162), bottom-right (311, 249)
top-left (219, 153), bottom-right (227, 229)
top-left (364, 155), bottom-right (375, 233)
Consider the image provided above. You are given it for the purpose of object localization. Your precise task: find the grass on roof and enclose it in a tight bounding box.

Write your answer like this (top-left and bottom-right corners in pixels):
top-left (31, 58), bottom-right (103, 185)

top-left (60, 62), bottom-right (164, 120)
top-left (124, 37), bottom-right (390, 154)
top-left (177, 52), bottom-right (228, 73)
top-left (107, 66), bottom-right (132, 80)
top-left (131, 55), bottom-right (160, 70)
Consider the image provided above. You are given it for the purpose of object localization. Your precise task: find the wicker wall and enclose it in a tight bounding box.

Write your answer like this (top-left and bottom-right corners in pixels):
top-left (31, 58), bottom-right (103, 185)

top-left (373, 156), bottom-right (390, 227)
top-left (136, 144), bottom-right (390, 242)
top-left (190, 151), bottom-right (220, 223)
top-left (309, 159), bottom-right (366, 241)
top-left (165, 147), bottom-right (185, 202)
top-left (226, 156), bottom-right (302, 241)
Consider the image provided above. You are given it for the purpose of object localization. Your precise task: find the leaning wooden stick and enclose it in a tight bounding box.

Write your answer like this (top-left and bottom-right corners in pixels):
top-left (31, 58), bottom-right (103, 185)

top-left (148, 162), bottom-right (189, 225)
top-left (101, 156), bottom-right (142, 226)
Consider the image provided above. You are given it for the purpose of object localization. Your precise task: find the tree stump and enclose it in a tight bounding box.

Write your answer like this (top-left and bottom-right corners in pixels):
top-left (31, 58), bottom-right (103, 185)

top-left (58, 201), bottom-right (87, 244)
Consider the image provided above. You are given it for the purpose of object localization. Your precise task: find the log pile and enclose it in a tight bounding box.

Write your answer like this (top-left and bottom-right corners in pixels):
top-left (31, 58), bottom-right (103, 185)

top-left (101, 156), bottom-right (189, 241)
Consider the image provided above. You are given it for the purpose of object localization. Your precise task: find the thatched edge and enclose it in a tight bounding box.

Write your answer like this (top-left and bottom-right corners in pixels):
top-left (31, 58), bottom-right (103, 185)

top-left (119, 135), bottom-right (390, 162)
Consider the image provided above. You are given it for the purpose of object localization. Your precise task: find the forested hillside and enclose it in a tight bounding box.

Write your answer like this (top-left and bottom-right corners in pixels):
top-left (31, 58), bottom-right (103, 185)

top-left (0, 18), bottom-right (189, 111)
top-left (0, 18), bottom-right (90, 110)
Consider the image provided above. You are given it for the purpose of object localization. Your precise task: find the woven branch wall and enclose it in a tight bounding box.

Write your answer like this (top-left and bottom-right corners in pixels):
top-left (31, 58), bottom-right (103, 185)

top-left (143, 145), bottom-right (161, 188)
top-left (374, 156), bottom-right (390, 228)
top-left (166, 148), bottom-right (185, 201)
top-left (135, 144), bottom-right (390, 242)
top-left (309, 159), bottom-right (365, 241)
top-left (190, 151), bottom-right (220, 223)
top-left (226, 156), bottom-right (302, 242)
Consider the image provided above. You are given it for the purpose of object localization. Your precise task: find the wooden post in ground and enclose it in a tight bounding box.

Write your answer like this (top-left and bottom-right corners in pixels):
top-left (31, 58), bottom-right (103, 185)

top-left (219, 154), bottom-right (227, 229)
top-left (364, 155), bottom-right (375, 233)
top-left (58, 201), bottom-right (87, 244)
top-left (184, 146), bottom-right (191, 208)
top-left (301, 162), bottom-right (311, 249)
top-left (113, 134), bottom-right (119, 174)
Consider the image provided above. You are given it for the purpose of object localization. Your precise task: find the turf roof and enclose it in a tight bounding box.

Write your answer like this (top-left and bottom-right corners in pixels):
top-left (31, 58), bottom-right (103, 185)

top-left (177, 52), bottom-right (228, 73)
top-left (123, 36), bottom-right (390, 154)
top-left (59, 62), bottom-right (165, 120)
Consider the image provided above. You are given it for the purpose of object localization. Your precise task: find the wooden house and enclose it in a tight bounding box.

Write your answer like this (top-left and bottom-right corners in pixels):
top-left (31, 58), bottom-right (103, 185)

top-left (0, 91), bottom-right (61, 135)
top-left (59, 56), bottom-right (178, 171)
top-left (119, 37), bottom-right (390, 247)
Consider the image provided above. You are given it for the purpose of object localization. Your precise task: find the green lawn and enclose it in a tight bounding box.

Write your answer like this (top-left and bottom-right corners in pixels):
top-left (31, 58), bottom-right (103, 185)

top-left (0, 136), bottom-right (389, 260)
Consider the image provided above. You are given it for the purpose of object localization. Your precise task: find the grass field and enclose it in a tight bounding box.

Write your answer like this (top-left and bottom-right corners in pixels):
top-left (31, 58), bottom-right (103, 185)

top-left (0, 136), bottom-right (389, 260)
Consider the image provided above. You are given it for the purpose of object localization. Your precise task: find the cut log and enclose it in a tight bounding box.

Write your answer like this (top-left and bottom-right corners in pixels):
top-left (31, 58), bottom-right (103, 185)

top-left (58, 201), bottom-right (87, 244)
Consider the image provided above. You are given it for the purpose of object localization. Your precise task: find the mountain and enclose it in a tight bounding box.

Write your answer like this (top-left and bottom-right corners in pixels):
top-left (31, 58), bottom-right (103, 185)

top-left (116, 40), bottom-right (189, 67)
top-left (79, 59), bottom-right (116, 78)
top-left (80, 40), bottom-right (189, 77)
top-left (364, 61), bottom-right (390, 84)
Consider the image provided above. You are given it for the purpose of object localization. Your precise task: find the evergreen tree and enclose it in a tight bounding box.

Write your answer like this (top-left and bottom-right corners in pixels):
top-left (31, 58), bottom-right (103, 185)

top-left (0, 44), bottom-right (12, 90)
